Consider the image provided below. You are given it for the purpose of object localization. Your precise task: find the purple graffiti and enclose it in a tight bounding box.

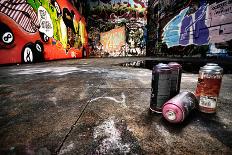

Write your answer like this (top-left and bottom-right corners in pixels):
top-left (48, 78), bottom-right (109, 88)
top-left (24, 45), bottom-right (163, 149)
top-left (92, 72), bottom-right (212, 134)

top-left (193, 5), bottom-right (209, 45)
top-left (179, 5), bottom-right (209, 46)
top-left (179, 14), bottom-right (192, 45)
top-left (162, 0), bottom-right (232, 47)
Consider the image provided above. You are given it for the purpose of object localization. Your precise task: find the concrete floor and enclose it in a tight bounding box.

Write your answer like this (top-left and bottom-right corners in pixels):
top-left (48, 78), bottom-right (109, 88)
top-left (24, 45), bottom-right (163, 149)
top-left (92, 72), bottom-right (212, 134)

top-left (0, 57), bottom-right (231, 155)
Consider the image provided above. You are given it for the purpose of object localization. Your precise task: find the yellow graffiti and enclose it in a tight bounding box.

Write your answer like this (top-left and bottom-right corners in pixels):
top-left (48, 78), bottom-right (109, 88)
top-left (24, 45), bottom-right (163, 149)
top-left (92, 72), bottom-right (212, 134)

top-left (73, 15), bottom-right (79, 34)
top-left (100, 26), bottom-right (126, 52)
top-left (79, 20), bottom-right (86, 45)
top-left (59, 19), bottom-right (67, 49)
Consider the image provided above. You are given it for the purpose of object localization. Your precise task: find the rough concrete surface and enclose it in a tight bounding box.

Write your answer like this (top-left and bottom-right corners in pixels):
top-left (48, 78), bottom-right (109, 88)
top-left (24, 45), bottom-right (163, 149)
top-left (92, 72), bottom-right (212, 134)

top-left (0, 57), bottom-right (231, 155)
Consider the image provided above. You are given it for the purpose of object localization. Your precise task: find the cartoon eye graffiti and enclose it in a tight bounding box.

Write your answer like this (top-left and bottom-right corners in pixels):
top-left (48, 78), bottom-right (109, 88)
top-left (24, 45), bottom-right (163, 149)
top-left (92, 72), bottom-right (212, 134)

top-left (22, 44), bottom-right (34, 63)
top-left (36, 43), bottom-right (42, 52)
top-left (54, 2), bottom-right (61, 14)
top-left (21, 41), bottom-right (44, 63)
top-left (2, 32), bottom-right (14, 44)
top-left (43, 34), bottom-right (49, 42)
top-left (40, 32), bottom-right (49, 42)
top-left (51, 0), bottom-right (62, 16)
top-left (0, 22), bottom-right (14, 45)
top-left (34, 40), bottom-right (44, 61)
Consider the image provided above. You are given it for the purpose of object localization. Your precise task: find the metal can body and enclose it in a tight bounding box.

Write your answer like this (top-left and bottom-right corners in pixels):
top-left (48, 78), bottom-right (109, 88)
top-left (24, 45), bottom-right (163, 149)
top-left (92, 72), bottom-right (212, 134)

top-left (150, 63), bottom-right (171, 113)
top-left (168, 62), bottom-right (182, 98)
top-left (162, 91), bottom-right (197, 123)
top-left (195, 64), bottom-right (223, 113)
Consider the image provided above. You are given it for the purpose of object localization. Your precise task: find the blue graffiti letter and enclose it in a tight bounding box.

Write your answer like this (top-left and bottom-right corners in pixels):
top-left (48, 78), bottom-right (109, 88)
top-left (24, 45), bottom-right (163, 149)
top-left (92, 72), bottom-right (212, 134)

top-left (162, 7), bottom-right (189, 48)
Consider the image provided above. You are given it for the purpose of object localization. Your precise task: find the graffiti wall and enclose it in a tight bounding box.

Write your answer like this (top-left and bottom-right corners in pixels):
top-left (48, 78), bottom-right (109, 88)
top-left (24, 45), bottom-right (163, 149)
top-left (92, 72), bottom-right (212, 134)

top-left (88, 0), bottom-right (147, 57)
top-left (0, 0), bottom-right (88, 65)
top-left (100, 26), bottom-right (126, 57)
top-left (156, 0), bottom-right (232, 57)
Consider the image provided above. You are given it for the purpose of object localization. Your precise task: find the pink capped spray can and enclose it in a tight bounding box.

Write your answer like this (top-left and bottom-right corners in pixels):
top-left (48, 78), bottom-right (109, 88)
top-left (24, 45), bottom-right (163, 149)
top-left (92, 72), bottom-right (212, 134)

top-left (162, 91), bottom-right (197, 123)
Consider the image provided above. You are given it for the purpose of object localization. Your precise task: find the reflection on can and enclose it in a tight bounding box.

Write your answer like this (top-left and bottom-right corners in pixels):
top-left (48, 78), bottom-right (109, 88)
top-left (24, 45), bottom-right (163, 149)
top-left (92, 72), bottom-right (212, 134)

top-left (150, 63), bottom-right (171, 113)
top-left (168, 62), bottom-right (182, 98)
top-left (162, 91), bottom-right (197, 123)
top-left (195, 63), bottom-right (223, 113)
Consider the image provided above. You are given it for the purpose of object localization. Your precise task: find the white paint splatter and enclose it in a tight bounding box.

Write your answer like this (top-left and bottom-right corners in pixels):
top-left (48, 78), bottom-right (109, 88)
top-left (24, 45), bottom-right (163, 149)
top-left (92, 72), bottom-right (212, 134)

top-left (9, 67), bottom-right (106, 76)
top-left (155, 124), bottom-right (173, 155)
top-left (59, 142), bottom-right (75, 155)
top-left (94, 117), bottom-right (130, 154)
top-left (49, 97), bottom-right (57, 105)
top-left (9, 66), bottom-right (151, 85)
top-left (90, 93), bottom-right (127, 108)
top-left (79, 91), bottom-right (86, 100)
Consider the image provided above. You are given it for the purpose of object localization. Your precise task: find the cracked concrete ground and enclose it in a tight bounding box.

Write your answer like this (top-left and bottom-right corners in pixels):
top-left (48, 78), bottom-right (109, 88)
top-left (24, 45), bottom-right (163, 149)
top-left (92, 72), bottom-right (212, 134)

top-left (0, 57), bottom-right (231, 155)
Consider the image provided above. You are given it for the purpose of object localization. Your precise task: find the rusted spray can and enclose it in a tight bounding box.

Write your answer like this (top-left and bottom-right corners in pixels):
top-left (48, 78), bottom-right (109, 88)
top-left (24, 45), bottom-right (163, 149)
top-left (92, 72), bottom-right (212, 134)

top-left (150, 63), bottom-right (171, 113)
top-left (195, 63), bottom-right (223, 113)
top-left (168, 62), bottom-right (182, 98)
top-left (162, 91), bottom-right (197, 123)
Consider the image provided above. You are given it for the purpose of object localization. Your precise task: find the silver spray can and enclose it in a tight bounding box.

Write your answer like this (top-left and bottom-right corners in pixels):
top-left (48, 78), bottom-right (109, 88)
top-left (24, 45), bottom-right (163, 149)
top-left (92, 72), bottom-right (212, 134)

top-left (150, 63), bottom-right (171, 113)
top-left (195, 63), bottom-right (223, 113)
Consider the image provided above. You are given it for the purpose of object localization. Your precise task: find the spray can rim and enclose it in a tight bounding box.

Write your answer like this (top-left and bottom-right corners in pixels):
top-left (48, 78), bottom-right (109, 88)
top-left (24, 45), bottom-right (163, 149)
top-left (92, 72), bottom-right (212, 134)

top-left (168, 62), bottom-right (182, 66)
top-left (201, 66), bottom-right (223, 73)
top-left (154, 63), bottom-right (170, 70)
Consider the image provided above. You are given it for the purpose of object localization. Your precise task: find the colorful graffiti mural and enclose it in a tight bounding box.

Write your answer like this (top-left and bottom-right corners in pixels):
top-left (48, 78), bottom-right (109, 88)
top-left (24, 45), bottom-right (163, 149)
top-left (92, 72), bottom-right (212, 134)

top-left (162, 0), bottom-right (232, 48)
top-left (100, 26), bottom-right (126, 56)
top-left (126, 21), bottom-right (146, 55)
top-left (0, 0), bottom-right (88, 65)
top-left (88, 0), bottom-right (147, 57)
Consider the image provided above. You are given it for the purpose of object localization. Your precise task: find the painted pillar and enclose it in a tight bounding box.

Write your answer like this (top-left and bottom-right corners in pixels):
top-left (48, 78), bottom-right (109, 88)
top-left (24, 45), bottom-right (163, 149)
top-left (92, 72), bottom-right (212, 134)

top-left (147, 0), bottom-right (159, 56)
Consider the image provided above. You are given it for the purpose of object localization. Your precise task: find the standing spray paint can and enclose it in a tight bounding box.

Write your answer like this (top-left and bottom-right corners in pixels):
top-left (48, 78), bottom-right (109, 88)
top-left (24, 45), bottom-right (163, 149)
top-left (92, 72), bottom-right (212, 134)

top-left (195, 63), bottom-right (223, 113)
top-left (150, 63), bottom-right (171, 113)
top-left (168, 62), bottom-right (182, 98)
top-left (162, 91), bottom-right (197, 123)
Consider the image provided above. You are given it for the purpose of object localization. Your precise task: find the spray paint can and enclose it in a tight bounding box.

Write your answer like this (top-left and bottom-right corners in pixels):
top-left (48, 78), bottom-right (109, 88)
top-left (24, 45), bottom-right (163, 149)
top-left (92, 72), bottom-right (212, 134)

top-left (168, 62), bottom-right (182, 98)
top-left (162, 91), bottom-right (197, 123)
top-left (195, 63), bottom-right (223, 113)
top-left (150, 63), bottom-right (171, 113)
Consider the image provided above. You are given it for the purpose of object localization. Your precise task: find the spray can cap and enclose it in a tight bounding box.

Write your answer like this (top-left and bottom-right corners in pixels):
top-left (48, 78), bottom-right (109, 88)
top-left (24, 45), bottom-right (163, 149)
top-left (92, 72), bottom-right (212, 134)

top-left (162, 103), bottom-right (183, 123)
top-left (165, 110), bottom-right (176, 121)
top-left (168, 62), bottom-right (182, 69)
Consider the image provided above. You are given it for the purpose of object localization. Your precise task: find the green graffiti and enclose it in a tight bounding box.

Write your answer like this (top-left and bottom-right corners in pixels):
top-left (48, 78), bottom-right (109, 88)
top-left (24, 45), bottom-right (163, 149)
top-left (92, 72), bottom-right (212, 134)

top-left (40, 0), bottom-right (61, 41)
top-left (27, 0), bottom-right (41, 11)
top-left (73, 18), bottom-right (79, 34)
top-left (60, 19), bottom-right (68, 49)
top-left (27, 0), bottom-right (62, 40)
top-left (26, 0), bottom-right (84, 50)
